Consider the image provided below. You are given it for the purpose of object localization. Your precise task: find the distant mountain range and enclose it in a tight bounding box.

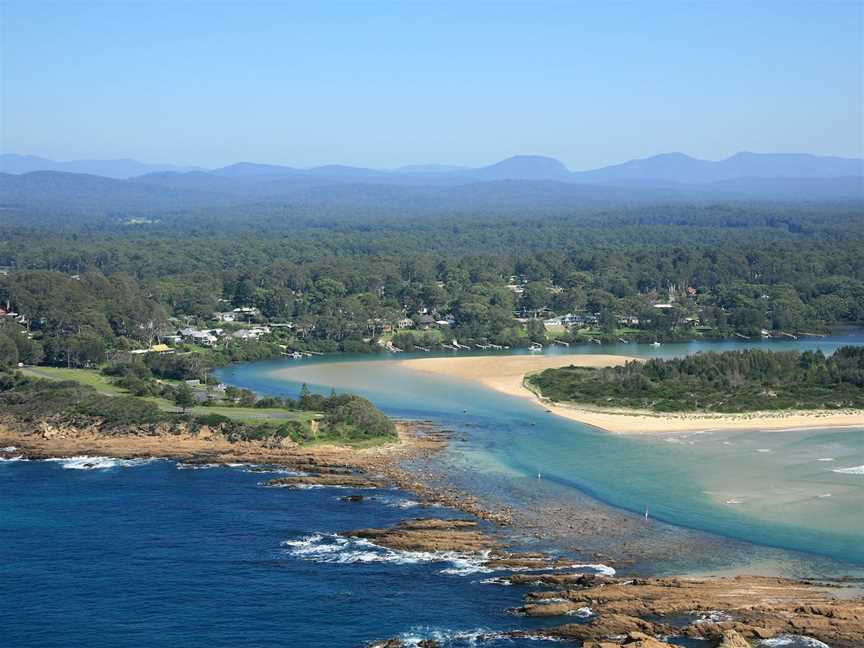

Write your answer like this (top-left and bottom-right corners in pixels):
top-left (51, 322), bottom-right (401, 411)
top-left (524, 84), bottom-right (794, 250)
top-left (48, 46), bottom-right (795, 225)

top-left (1, 151), bottom-right (861, 215)
top-left (3, 151), bottom-right (861, 184)
top-left (0, 154), bottom-right (202, 178)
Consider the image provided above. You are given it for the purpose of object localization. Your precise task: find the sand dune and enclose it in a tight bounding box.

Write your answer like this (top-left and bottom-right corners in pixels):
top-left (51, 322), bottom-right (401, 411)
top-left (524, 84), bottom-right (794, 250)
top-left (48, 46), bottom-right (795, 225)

top-left (400, 354), bottom-right (864, 434)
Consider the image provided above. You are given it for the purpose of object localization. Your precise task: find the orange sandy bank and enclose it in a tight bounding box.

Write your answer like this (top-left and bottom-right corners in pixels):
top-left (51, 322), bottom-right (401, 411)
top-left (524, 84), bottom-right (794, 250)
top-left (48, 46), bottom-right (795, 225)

top-left (399, 354), bottom-right (864, 434)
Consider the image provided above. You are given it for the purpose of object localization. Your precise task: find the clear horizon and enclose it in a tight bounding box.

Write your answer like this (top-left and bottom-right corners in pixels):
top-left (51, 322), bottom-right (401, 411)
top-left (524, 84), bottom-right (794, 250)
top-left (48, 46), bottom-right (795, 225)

top-left (1, 1), bottom-right (862, 169)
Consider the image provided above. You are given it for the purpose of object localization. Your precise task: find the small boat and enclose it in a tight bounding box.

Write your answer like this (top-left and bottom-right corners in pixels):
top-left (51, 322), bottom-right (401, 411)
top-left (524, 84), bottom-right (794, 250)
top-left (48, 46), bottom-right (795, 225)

top-left (651, 341), bottom-right (661, 347)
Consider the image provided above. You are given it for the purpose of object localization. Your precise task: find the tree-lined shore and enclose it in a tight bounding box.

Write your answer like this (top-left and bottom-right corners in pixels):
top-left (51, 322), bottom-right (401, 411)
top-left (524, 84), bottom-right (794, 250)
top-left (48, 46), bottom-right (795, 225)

top-left (527, 346), bottom-right (864, 413)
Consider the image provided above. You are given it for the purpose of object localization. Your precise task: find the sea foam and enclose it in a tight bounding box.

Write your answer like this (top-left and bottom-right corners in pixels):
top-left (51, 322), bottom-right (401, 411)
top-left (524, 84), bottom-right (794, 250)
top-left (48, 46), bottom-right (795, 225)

top-left (832, 464), bottom-right (864, 475)
top-left (281, 533), bottom-right (493, 575)
top-left (381, 627), bottom-right (563, 646)
top-left (759, 635), bottom-right (831, 648)
top-left (44, 456), bottom-right (154, 470)
top-left (692, 610), bottom-right (733, 623)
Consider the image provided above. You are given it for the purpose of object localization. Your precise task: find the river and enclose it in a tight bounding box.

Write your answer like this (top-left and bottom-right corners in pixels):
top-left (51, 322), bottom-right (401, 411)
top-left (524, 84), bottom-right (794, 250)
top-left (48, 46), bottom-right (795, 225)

top-left (215, 331), bottom-right (864, 573)
top-left (2, 333), bottom-right (862, 647)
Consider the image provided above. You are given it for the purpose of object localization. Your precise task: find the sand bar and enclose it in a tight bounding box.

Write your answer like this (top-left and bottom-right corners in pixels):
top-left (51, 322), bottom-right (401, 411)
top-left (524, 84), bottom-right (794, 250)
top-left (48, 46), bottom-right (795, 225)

top-left (399, 354), bottom-right (864, 434)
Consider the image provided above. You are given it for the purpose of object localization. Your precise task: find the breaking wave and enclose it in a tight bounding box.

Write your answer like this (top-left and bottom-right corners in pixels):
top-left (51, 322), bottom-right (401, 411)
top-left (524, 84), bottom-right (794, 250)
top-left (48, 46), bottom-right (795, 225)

top-left (478, 576), bottom-right (512, 586)
top-left (832, 464), bottom-right (864, 475)
top-left (281, 533), bottom-right (493, 575)
top-left (373, 626), bottom-right (563, 646)
top-left (503, 562), bottom-right (615, 576)
top-left (176, 462), bottom-right (223, 470)
top-left (44, 456), bottom-right (155, 470)
top-left (759, 635), bottom-right (831, 648)
top-left (281, 533), bottom-right (615, 579)
top-left (377, 496), bottom-right (440, 509)
top-left (692, 610), bottom-right (733, 624)
top-left (0, 446), bottom-right (24, 461)
top-left (282, 532), bottom-right (494, 574)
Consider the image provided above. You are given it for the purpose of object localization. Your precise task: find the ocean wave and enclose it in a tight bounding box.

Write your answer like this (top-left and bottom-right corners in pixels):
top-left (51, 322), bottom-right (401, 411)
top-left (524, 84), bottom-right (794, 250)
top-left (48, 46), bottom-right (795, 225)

top-left (759, 635), bottom-right (830, 648)
top-left (44, 456), bottom-right (155, 470)
top-left (393, 499), bottom-right (423, 508)
top-left (288, 483), bottom-right (375, 490)
top-left (505, 562), bottom-right (616, 576)
top-left (376, 627), bottom-right (563, 646)
top-left (281, 533), bottom-right (493, 575)
top-left (377, 496), bottom-right (441, 509)
top-left (243, 467), bottom-right (307, 476)
top-left (692, 610), bottom-right (733, 623)
top-left (478, 576), bottom-right (512, 586)
top-left (281, 533), bottom-right (616, 580)
top-left (816, 457), bottom-right (834, 462)
top-left (832, 464), bottom-right (864, 475)
top-left (176, 462), bottom-right (222, 470)
top-left (0, 455), bottom-right (25, 462)
top-left (174, 461), bottom-right (307, 475)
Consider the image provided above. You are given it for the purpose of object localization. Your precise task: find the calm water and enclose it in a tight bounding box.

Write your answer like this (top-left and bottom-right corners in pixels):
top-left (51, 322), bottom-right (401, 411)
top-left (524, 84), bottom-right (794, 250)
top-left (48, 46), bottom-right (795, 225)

top-left (215, 332), bottom-right (864, 569)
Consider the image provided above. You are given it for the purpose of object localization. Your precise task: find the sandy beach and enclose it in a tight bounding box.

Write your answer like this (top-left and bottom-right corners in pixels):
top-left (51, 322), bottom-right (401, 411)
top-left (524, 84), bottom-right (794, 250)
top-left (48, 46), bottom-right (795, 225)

top-left (400, 354), bottom-right (864, 434)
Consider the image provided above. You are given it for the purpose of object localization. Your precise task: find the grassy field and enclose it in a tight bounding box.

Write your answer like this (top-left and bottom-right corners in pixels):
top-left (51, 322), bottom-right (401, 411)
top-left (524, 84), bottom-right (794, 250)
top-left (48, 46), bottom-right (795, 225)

top-left (180, 405), bottom-right (319, 424)
top-left (19, 366), bottom-right (319, 424)
top-left (20, 366), bottom-right (126, 395)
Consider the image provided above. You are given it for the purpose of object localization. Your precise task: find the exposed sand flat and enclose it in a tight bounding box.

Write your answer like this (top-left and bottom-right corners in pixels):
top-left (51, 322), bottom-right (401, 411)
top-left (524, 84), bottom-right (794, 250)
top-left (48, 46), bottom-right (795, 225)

top-left (400, 354), bottom-right (864, 434)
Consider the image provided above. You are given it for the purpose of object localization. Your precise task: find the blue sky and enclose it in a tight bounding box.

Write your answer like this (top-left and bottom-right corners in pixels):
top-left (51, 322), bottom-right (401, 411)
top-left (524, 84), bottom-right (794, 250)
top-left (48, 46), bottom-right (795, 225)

top-left (1, 1), bottom-right (862, 169)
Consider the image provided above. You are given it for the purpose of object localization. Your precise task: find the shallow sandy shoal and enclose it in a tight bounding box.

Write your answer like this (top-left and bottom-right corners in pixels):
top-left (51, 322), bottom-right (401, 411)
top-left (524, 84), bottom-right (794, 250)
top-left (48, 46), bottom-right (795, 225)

top-left (399, 354), bottom-right (864, 434)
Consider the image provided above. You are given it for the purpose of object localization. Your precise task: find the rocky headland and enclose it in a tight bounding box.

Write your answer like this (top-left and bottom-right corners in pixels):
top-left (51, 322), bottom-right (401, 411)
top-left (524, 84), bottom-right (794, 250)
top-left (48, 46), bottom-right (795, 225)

top-left (357, 517), bottom-right (864, 648)
top-left (5, 416), bottom-right (863, 648)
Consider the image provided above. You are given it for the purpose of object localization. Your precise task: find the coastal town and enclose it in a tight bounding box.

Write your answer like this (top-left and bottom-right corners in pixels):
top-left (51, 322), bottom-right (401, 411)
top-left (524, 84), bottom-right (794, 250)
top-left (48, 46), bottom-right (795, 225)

top-left (3, 1), bottom-right (863, 645)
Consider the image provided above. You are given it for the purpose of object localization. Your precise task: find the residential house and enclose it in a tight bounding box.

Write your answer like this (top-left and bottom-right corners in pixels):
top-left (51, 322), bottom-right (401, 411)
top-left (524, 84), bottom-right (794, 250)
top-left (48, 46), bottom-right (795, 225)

top-left (179, 328), bottom-right (218, 347)
top-left (416, 314), bottom-right (436, 330)
top-left (231, 327), bottom-right (269, 341)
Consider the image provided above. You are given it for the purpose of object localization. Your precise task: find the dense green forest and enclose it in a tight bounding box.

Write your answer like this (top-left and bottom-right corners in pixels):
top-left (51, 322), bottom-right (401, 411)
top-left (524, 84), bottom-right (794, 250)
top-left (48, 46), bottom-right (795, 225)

top-left (527, 347), bottom-right (864, 412)
top-left (0, 201), bottom-right (863, 374)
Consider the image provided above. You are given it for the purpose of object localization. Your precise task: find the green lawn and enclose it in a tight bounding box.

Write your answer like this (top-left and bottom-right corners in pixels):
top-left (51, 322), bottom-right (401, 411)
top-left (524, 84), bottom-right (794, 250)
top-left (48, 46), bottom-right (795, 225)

top-left (20, 366), bottom-right (320, 424)
top-left (182, 405), bottom-right (319, 424)
top-left (19, 366), bottom-right (126, 395)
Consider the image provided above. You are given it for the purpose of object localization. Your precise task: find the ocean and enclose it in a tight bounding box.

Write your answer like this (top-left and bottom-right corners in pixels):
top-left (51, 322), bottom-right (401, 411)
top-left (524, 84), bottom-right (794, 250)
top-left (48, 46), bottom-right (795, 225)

top-left (3, 333), bottom-right (863, 646)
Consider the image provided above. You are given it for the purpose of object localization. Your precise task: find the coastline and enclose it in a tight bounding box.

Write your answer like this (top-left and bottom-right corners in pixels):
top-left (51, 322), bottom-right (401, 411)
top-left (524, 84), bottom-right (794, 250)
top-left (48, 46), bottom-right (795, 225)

top-left (0, 418), bottom-right (512, 525)
top-left (400, 354), bottom-right (864, 433)
top-left (5, 402), bottom-right (864, 646)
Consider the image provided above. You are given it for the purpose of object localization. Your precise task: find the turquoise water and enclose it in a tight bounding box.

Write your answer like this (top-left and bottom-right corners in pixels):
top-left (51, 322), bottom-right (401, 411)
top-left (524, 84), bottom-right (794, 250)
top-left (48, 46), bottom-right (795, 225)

top-left (3, 333), bottom-right (861, 646)
top-left (216, 332), bottom-right (864, 570)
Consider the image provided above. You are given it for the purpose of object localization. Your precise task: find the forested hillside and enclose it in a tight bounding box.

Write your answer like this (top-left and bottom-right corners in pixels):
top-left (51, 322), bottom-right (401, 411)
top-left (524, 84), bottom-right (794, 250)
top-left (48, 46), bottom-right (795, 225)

top-left (0, 200), bottom-right (862, 373)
